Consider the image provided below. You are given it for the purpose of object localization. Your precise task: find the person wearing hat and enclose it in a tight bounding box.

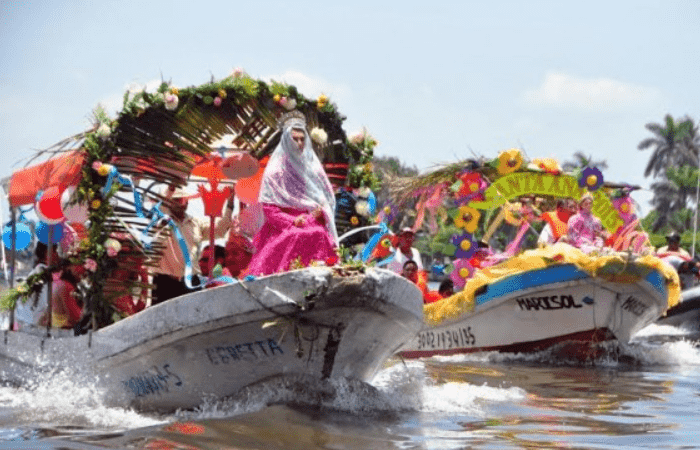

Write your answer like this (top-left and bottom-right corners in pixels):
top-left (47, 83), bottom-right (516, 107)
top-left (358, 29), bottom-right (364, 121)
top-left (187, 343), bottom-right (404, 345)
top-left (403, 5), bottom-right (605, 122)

top-left (387, 227), bottom-right (424, 274)
top-left (151, 185), bottom-right (235, 304)
top-left (566, 193), bottom-right (609, 252)
top-left (656, 232), bottom-right (691, 259)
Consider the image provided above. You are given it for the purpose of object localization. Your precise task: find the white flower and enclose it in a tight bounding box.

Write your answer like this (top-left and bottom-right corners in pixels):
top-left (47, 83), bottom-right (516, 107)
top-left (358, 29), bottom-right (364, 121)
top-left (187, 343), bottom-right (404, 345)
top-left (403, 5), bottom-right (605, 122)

top-left (355, 200), bottom-right (370, 217)
top-left (282, 98), bottom-right (297, 110)
top-left (164, 93), bottom-right (179, 111)
top-left (357, 187), bottom-right (372, 198)
top-left (310, 127), bottom-right (328, 145)
top-left (104, 238), bottom-right (122, 257)
top-left (96, 123), bottom-right (111, 139)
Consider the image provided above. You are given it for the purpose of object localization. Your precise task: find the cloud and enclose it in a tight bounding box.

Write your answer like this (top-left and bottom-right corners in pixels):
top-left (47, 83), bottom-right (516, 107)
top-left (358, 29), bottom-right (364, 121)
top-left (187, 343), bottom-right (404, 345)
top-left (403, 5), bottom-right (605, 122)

top-left (522, 72), bottom-right (663, 112)
top-left (264, 70), bottom-right (352, 104)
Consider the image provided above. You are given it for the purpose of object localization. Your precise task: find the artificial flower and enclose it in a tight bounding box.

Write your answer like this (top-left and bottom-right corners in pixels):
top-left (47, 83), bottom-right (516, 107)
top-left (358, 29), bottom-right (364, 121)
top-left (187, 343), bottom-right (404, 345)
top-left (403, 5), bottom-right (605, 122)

top-left (281, 97), bottom-right (297, 110)
top-left (16, 284), bottom-right (27, 294)
top-left (450, 233), bottom-right (476, 259)
top-left (273, 94), bottom-right (281, 103)
top-left (531, 157), bottom-right (562, 174)
top-left (578, 167), bottom-right (604, 191)
top-left (97, 163), bottom-right (113, 177)
top-left (453, 206), bottom-right (481, 233)
top-left (84, 258), bottom-right (98, 272)
top-left (496, 148), bottom-right (524, 175)
top-left (612, 195), bottom-right (635, 224)
top-left (218, 89), bottom-right (227, 99)
top-left (213, 97), bottom-right (222, 107)
top-left (91, 161), bottom-right (103, 171)
top-left (350, 216), bottom-right (360, 226)
top-left (169, 87), bottom-right (179, 96)
top-left (325, 255), bottom-right (339, 266)
top-left (164, 93), bottom-right (179, 111)
top-left (91, 199), bottom-right (101, 209)
top-left (456, 171), bottom-right (487, 201)
top-left (96, 123), bottom-right (111, 139)
top-left (310, 127), bottom-right (328, 145)
top-left (317, 94), bottom-right (328, 109)
top-left (104, 238), bottom-right (122, 257)
top-left (355, 201), bottom-right (369, 217)
top-left (449, 258), bottom-right (474, 289)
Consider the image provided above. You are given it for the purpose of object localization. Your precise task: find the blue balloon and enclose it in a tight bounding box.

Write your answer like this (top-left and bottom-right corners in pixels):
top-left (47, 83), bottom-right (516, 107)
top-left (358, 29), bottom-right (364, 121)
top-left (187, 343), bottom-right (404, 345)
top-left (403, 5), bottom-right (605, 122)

top-left (36, 221), bottom-right (64, 245)
top-left (2, 221), bottom-right (32, 251)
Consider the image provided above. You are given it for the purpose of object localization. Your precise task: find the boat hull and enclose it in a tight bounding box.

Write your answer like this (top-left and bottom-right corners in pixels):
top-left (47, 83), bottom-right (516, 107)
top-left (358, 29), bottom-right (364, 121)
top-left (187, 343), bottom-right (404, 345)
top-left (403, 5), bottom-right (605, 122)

top-left (401, 264), bottom-right (669, 358)
top-left (0, 267), bottom-right (423, 412)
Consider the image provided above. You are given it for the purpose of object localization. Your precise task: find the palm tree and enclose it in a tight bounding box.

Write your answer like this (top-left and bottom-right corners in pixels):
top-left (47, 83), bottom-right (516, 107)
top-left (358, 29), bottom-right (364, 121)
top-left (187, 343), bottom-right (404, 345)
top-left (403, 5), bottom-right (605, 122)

top-left (561, 151), bottom-right (608, 172)
top-left (647, 165), bottom-right (699, 231)
top-left (638, 114), bottom-right (699, 178)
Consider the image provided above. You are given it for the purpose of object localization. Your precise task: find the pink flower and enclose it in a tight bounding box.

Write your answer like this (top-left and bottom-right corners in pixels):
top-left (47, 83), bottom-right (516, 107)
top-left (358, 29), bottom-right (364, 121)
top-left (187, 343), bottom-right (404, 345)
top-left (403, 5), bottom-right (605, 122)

top-left (449, 258), bottom-right (474, 289)
top-left (164, 93), bottom-right (179, 111)
top-left (91, 161), bottom-right (103, 171)
top-left (231, 67), bottom-right (244, 78)
top-left (84, 258), bottom-right (97, 272)
top-left (213, 96), bottom-right (222, 107)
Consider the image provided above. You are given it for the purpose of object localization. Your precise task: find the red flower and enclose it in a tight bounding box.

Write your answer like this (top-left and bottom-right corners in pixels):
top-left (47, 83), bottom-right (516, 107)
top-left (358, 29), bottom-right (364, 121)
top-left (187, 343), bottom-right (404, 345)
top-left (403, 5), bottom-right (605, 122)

top-left (326, 255), bottom-right (339, 266)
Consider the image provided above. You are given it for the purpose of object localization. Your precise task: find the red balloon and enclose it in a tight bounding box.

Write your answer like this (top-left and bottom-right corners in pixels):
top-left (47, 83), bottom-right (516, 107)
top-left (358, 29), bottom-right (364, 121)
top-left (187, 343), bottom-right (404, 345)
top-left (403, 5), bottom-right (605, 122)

top-left (36, 186), bottom-right (65, 225)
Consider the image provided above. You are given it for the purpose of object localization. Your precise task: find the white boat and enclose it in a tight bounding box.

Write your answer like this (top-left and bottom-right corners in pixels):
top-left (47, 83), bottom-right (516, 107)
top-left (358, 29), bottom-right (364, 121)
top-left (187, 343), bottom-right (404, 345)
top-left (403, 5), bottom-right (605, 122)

top-left (399, 248), bottom-right (677, 359)
top-left (0, 267), bottom-right (422, 412)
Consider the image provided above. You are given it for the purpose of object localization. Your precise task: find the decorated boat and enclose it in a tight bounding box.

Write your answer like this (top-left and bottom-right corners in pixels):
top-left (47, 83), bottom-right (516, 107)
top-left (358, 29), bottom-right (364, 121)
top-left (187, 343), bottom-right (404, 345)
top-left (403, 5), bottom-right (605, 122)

top-left (379, 151), bottom-right (681, 358)
top-left (0, 70), bottom-right (423, 411)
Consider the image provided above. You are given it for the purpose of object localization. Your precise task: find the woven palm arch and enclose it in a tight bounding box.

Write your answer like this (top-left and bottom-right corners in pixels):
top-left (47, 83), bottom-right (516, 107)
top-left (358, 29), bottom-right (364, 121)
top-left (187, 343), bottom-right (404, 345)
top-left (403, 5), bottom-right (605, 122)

top-left (12, 72), bottom-right (359, 329)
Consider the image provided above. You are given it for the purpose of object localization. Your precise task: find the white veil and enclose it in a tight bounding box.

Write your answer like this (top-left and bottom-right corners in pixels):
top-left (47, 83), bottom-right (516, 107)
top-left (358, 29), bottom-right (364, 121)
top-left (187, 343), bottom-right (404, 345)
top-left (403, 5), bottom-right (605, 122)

top-left (257, 119), bottom-right (338, 244)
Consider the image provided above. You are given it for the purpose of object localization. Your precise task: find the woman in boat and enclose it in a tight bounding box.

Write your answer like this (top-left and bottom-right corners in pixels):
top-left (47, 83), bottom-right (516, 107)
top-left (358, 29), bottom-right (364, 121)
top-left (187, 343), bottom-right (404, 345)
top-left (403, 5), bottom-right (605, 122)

top-left (244, 113), bottom-right (338, 276)
top-left (39, 262), bottom-right (84, 329)
top-left (566, 193), bottom-right (609, 252)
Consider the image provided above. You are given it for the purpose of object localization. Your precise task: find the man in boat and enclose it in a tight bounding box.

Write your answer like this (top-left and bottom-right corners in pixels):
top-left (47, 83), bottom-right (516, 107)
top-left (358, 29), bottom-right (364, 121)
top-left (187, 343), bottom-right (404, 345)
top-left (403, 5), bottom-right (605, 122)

top-left (151, 186), bottom-right (235, 304)
top-left (656, 232), bottom-right (691, 259)
top-left (388, 228), bottom-right (423, 274)
top-left (198, 245), bottom-right (227, 279)
top-left (225, 232), bottom-right (254, 278)
top-left (538, 198), bottom-right (576, 246)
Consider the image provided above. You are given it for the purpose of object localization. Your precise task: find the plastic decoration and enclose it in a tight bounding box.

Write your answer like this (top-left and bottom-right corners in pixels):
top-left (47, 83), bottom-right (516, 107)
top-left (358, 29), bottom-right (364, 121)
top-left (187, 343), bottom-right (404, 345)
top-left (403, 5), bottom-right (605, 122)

top-left (449, 258), bottom-right (475, 289)
top-left (2, 221), bottom-right (32, 251)
top-left (36, 221), bottom-right (64, 244)
top-left (36, 186), bottom-right (65, 225)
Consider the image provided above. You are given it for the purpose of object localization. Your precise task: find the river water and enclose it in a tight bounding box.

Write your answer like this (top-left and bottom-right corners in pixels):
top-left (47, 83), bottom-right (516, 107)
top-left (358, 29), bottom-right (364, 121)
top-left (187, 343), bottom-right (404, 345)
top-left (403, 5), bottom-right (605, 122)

top-left (1, 321), bottom-right (700, 449)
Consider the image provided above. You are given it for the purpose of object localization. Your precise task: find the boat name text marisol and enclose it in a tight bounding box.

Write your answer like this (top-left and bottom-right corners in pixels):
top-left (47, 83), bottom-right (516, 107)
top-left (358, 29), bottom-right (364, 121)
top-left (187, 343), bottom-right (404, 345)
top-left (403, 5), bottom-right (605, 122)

top-left (205, 338), bottom-right (285, 365)
top-left (417, 326), bottom-right (476, 350)
top-left (516, 294), bottom-right (583, 311)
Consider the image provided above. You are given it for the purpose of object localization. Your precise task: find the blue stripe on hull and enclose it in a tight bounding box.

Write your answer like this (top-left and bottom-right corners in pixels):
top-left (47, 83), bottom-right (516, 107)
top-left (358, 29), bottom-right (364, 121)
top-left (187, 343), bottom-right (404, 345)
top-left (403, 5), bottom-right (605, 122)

top-left (474, 264), bottom-right (667, 306)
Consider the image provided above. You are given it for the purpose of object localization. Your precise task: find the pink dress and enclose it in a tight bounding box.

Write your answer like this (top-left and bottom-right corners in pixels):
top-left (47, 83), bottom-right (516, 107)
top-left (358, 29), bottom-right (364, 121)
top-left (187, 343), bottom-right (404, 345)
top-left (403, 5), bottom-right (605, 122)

top-left (243, 118), bottom-right (338, 276)
top-left (244, 204), bottom-right (336, 276)
top-left (567, 210), bottom-right (604, 251)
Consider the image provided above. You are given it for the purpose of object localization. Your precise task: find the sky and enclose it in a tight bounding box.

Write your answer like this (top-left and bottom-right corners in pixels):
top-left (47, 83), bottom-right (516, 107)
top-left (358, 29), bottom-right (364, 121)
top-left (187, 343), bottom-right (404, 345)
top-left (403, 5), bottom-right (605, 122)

top-left (1, 0), bottom-right (699, 217)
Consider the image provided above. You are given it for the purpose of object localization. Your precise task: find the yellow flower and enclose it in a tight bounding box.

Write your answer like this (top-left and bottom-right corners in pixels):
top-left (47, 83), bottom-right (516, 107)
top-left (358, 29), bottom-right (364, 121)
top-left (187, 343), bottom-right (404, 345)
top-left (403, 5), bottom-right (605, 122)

top-left (16, 284), bottom-right (28, 294)
top-left (350, 216), bottom-right (359, 226)
top-left (97, 163), bottom-right (113, 177)
top-left (273, 94), bottom-right (281, 102)
top-left (91, 199), bottom-right (102, 209)
top-left (496, 148), bottom-right (523, 175)
top-left (317, 94), bottom-right (328, 108)
top-left (532, 157), bottom-right (561, 174)
top-left (363, 162), bottom-right (374, 172)
top-left (454, 206), bottom-right (481, 233)
top-left (170, 87), bottom-right (179, 95)
top-left (218, 89), bottom-right (227, 99)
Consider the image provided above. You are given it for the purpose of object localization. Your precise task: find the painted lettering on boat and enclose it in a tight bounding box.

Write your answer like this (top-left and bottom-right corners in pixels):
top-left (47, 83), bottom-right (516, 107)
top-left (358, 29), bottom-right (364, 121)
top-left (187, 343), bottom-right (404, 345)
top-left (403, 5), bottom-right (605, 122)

top-left (417, 326), bottom-right (476, 350)
top-left (516, 294), bottom-right (583, 311)
top-left (122, 364), bottom-right (183, 398)
top-left (621, 295), bottom-right (648, 317)
top-left (205, 338), bottom-right (284, 365)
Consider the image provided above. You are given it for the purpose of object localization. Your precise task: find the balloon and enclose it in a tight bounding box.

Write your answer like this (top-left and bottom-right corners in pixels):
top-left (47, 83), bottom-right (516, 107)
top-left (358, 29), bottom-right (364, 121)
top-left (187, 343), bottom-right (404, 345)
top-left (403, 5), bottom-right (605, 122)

top-left (36, 186), bottom-right (65, 225)
top-left (36, 221), bottom-right (64, 244)
top-left (235, 156), bottom-right (269, 204)
top-left (61, 186), bottom-right (89, 223)
top-left (2, 221), bottom-right (32, 251)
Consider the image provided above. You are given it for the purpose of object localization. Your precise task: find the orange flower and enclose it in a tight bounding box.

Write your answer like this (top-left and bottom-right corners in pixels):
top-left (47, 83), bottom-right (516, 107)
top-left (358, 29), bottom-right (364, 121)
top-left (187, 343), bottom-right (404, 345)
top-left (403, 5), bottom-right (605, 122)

top-left (496, 148), bottom-right (523, 175)
top-left (454, 206), bottom-right (481, 232)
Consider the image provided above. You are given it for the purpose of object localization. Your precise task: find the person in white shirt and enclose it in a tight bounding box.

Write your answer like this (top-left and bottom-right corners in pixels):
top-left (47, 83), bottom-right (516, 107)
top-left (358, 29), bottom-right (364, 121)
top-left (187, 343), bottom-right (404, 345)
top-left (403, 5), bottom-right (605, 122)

top-left (387, 227), bottom-right (423, 274)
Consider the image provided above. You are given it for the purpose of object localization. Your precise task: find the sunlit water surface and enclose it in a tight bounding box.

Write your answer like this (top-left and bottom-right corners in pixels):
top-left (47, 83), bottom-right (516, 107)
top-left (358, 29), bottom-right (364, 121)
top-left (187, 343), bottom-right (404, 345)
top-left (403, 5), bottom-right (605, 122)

top-left (2, 322), bottom-right (700, 449)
